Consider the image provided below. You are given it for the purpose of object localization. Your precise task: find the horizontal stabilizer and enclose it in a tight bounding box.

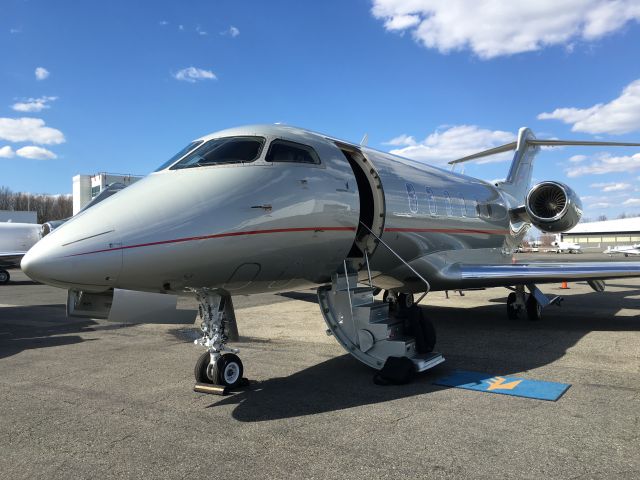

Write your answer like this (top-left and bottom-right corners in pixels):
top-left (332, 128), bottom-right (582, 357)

top-left (449, 137), bottom-right (640, 165)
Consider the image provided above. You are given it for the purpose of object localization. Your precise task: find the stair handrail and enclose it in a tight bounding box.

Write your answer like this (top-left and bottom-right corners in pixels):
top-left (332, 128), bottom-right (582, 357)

top-left (359, 222), bottom-right (431, 294)
top-left (364, 250), bottom-right (372, 287)
top-left (343, 259), bottom-right (353, 317)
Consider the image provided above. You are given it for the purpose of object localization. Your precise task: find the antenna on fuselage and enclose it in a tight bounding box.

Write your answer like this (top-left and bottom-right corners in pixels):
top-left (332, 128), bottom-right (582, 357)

top-left (360, 133), bottom-right (369, 147)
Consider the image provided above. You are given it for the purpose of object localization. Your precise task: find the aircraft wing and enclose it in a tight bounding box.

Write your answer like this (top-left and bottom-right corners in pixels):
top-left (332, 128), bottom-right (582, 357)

top-left (453, 261), bottom-right (640, 288)
top-left (0, 251), bottom-right (26, 268)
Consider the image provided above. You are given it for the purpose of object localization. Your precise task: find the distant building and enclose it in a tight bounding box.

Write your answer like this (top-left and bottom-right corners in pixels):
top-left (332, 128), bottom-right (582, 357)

top-left (561, 217), bottom-right (640, 250)
top-left (72, 173), bottom-right (142, 215)
top-left (0, 210), bottom-right (38, 224)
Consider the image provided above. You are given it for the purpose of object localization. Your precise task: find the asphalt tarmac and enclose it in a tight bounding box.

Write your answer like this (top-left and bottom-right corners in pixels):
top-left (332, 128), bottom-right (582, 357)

top-left (1, 254), bottom-right (639, 479)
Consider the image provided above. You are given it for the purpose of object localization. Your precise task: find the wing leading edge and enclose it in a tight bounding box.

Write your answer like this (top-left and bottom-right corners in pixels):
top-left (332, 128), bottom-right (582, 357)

top-left (453, 261), bottom-right (640, 289)
top-left (0, 252), bottom-right (27, 268)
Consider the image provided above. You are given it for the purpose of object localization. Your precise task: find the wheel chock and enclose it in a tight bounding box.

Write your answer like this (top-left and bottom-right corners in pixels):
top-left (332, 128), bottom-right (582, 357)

top-left (194, 383), bottom-right (228, 395)
top-left (194, 377), bottom-right (250, 396)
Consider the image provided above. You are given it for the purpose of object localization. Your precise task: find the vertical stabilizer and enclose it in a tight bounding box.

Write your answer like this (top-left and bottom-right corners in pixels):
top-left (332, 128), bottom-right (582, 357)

top-left (496, 127), bottom-right (540, 203)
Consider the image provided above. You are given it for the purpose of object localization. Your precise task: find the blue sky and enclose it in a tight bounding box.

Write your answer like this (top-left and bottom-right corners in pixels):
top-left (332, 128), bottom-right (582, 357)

top-left (2, 0), bottom-right (640, 220)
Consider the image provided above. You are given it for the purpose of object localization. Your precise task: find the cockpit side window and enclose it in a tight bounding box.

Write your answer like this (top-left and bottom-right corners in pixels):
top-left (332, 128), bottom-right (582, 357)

top-left (265, 139), bottom-right (321, 165)
top-left (169, 136), bottom-right (265, 170)
top-left (155, 140), bottom-right (204, 171)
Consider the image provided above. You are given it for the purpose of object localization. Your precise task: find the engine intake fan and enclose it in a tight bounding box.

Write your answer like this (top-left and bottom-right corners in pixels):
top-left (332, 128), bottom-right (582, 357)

top-left (525, 181), bottom-right (582, 233)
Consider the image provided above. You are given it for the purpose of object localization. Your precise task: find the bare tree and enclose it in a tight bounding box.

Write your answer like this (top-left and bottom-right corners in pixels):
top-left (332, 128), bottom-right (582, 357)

top-left (0, 186), bottom-right (72, 223)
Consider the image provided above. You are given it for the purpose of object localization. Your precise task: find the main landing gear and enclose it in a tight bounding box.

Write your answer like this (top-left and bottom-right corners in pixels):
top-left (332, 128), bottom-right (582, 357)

top-left (506, 284), bottom-right (562, 321)
top-left (0, 269), bottom-right (9, 284)
top-left (193, 289), bottom-right (244, 388)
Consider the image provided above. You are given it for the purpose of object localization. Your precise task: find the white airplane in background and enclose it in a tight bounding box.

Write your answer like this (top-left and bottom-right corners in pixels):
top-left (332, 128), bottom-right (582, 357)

top-left (0, 222), bottom-right (42, 284)
top-left (552, 240), bottom-right (582, 254)
top-left (0, 184), bottom-right (129, 285)
top-left (20, 124), bottom-right (640, 387)
top-left (604, 244), bottom-right (640, 257)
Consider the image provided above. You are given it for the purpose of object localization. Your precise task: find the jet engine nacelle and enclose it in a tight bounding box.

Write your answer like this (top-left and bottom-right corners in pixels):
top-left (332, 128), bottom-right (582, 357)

top-left (525, 181), bottom-right (582, 233)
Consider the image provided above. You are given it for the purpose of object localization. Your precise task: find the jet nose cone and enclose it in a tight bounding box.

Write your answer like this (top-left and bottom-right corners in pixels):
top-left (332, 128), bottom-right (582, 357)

top-left (20, 223), bottom-right (123, 290)
top-left (20, 247), bottom-right (45, 282)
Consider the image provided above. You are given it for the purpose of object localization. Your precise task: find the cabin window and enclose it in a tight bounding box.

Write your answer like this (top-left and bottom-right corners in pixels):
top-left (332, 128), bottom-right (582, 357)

top-left (405, 183), bottom-right (418, 213)
top-left (266, 139), bottom-right (320, 164)
top-left (467, 198), bottom-right (478, 218)
top-left (455, 193), bottom-right (466, 217)
top-left (425, 187), bottom-right (437, 215)
top-left (155, 140), bottom-right (204, 171)
top-left (170, 136), bottom-right (264, 169)
top-left (444, 191), bottom-right (453, 216)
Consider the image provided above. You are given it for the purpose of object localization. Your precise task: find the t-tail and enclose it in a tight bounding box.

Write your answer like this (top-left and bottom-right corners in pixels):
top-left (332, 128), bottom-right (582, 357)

top-left (449, 127), bottom-right (640, 207)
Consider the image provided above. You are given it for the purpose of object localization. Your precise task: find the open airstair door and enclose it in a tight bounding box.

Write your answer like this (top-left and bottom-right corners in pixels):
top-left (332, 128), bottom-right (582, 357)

top-left (321, 143), bottom-right (444, 374)
top-left (335, 142), bottom-right (385, 260)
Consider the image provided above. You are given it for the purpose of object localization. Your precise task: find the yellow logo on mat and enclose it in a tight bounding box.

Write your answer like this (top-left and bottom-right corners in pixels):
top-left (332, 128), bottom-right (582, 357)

top-left (486, 376), bottom-right (522, 391)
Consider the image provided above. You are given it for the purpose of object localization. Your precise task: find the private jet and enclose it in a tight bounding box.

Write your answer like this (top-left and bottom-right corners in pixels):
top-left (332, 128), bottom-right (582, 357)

top-left (604, 244), bottom-right (640, 257)
top-left (21, 125), bottom-right (640, 387)
top-left (0, 222), bottom-right (42, 284)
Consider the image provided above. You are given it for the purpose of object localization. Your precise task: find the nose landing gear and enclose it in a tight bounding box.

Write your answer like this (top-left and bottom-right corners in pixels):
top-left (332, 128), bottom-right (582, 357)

top-left (193, 289), bottom-right (245, 389)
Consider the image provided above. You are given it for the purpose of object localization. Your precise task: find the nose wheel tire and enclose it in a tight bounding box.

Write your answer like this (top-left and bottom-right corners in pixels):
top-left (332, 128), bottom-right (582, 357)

top-left (194, 352), bottom-right (244, 388)
top-left (194, 351), bottom-right (213, 384)
top-left (0, 269), bottom-right (9, 284)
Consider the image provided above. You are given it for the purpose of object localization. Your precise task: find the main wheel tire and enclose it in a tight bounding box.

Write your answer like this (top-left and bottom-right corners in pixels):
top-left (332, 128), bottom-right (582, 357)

top-left (526, 294), bottom-right (542, 322)
top-left (408, 305), bottom-right (436, 353)
top-left (194, 351), bottom-right (213, 384)
top-left (506, 292), bottom-right (520, 320)
top-left (214, 354), bottom-right (244, 387)
top-left (398, 293), bottom-right (415, 310)
top-left (0, 269), bottom-right (9, 284)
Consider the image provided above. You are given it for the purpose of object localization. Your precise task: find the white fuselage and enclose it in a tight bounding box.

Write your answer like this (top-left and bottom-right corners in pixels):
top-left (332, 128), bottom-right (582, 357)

top-left (0, 222), bottom-right (42, 268)
top-left (21, 124), bottom-right (521, 295)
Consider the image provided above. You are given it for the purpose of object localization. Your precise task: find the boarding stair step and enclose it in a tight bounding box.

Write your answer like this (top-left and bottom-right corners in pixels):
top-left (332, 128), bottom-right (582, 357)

top-left (412, 352), bottom-right (445, 372)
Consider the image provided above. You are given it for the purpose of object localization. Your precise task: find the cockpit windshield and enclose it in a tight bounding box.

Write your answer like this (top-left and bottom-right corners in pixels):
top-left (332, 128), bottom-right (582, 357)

top-left (169, 136), bottom-right (265, 170)
top-left (154, 140), bottom-right (204, 171)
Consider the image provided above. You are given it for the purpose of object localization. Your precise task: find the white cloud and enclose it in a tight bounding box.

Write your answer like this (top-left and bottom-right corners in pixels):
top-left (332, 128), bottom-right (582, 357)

top-left (371, 1), bottom-right (640, 59)
top-left (566, 152), bottom-right (640, 177)
top-left (623, 198), bottom-right (640, 206)
top-left (387, 125), bottom-right (515, 165)
top-left (196, 25), bottom-right (208, 36)
top-left (383, 134), bottom-right (417, 146)
top-left (590, 182), bottom-right (632, 192)
top-left (0, 117), bottom-right (65, 145)
top-left (569, 154), bottom-right (587, 163)
top-left (221, 26), bottom-right (240, 37)
top-left (588, 202), bottom-right (612, 209)
top-left (15, 146), bottom-right (57, 160)
top-left (35, 67), bottom-right (50, 81)
top-left (538, 79), bottom-right (640, 134)
top-left (178, 24), bottom-right (184, 31)
top-left (9, 27), bottom-right (21, 34)
top-left (173, 67), bottom-right (217, 83)
top-left (11, 96), bottom-right (58, 113)
top-left (159, 20), bottom-right (169, 26)
top-left (0, 146), bottom-right (15, 158)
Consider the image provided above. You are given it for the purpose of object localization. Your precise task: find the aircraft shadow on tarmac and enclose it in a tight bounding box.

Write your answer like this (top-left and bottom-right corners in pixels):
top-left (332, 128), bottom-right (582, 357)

top-left (211, 286), bottom-right (638, 422)
top-left (0, 304), bottom-right (129, 360)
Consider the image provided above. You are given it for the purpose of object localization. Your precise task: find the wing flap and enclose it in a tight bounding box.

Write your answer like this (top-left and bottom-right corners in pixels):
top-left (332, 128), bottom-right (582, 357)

top-left (455, 261), bottom-right (640, 288)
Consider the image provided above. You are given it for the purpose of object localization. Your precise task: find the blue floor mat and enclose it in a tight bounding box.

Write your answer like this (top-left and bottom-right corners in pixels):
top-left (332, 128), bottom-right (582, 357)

top-left (433, 370), bottom-right (570, 401)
